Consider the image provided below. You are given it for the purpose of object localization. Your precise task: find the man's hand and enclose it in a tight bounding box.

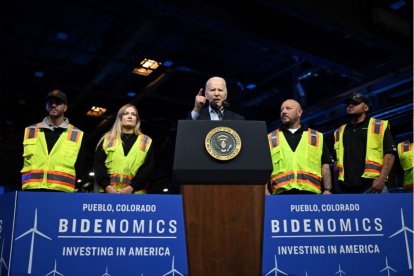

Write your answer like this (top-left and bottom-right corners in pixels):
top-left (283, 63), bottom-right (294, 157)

top-left (119, 186), bottom-right (134, 194)
top-left (193, 88), bottom-right (206, 112)
top-left (105, 185), bottom-right (118, 194)
top-left (371, 176), bottom-right (386, 193)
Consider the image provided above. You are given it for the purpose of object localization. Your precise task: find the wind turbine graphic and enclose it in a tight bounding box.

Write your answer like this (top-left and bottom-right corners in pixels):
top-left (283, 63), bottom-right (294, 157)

top-left (15, 208), bottom-right (51, 274)
top-left (162, 256), bottom-right (184, 276)
top-left (102, 266), bottom-right (111, 276)
top-left (265, 255), bottom-right (288, 276)
top-left (0, 239), bottom-right (8, 276)
top-left (44, 260), bottom-right (64, 276)
top-left (389, 208), bottom-right (413, 269)
top-left (379, 256), bottom-right (397, 276)
top-left (334, 264), bottom-right (346, 276)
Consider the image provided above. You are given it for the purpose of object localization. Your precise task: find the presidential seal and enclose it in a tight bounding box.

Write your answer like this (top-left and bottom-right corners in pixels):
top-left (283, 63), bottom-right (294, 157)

top-left (205, 127), bottom-right (241, 161)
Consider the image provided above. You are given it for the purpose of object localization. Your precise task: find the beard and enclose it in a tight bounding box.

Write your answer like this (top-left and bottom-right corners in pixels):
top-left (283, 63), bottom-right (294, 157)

top-left (281, 117), bottom-right (292, 127)
top-left (48, 110), bottom-right (63, 119)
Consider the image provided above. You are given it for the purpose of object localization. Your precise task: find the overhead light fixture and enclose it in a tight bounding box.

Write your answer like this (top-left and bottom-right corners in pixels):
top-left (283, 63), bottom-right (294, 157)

top-left (127, 91), bottom-right (137, 97)
top-left (34, 71), bottom-right (44, 78)
top-left (390, 0), bottom-right (406, 10)
top-left (56, 32), bottom-right (68, 41)
top-left (132, 58), bottom-right (161, 76)
top-left (132, 67), bottom-right (152, 76)
top-left (246, 84), bottom-right (257, 90)
top-left (86, 106), bottom-right (107, 117)
top-left (296, 82), bottom-right (306, 97)
top-left (163, 60), bottom-right (174, 67)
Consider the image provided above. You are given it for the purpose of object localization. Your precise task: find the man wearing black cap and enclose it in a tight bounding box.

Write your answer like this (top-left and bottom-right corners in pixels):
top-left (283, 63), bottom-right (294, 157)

top-left (21, 90), bottom-right (86, 192)
top-left (333, 92), bottom-right (397, 193)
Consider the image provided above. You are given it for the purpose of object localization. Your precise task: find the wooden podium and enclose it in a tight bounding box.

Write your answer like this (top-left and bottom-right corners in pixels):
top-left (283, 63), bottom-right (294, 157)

top-left (173, 120), bottom-right (272, 276)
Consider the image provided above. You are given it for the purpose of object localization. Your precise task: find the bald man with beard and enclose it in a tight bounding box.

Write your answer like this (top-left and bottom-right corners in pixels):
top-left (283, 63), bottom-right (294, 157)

top-left (266, 99), bottom-right (333, 195)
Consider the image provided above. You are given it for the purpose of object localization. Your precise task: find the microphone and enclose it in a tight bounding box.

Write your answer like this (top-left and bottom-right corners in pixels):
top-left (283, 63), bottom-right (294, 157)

top-left (219, 101), bottom-right (230, 120)
top-left (210, 101), bottom-right (224, 120)
top-left (222, 100), bottom-right (230, 110)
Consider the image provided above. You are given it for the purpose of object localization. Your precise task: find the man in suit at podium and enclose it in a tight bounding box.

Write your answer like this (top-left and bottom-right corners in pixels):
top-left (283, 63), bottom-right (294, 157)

top-left (187, 76), bottom-right (244, 120)
top-left (267, 99), bottom-right (333, 195)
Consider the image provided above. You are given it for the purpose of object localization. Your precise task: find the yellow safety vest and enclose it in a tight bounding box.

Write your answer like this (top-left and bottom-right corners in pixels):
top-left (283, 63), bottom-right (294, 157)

top-left (101, 134), bottom-right (152, 194)
top-left (398, 140), bottom-right (413, 191)
top-left (334, 118), bottom-right (387, 181)
top-left (268, 128), bottom-right (323, 194)
top-left (21, 124), bottom-right (83, 192)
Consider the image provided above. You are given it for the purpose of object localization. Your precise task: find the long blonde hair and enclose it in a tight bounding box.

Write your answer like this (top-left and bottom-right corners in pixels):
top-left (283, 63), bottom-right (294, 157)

top-left (97, 104), bottom-right (143, 150)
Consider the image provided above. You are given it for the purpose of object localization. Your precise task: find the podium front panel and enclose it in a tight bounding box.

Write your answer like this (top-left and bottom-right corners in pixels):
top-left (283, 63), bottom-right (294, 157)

top-left (173, 120), bottom-right (272, 184)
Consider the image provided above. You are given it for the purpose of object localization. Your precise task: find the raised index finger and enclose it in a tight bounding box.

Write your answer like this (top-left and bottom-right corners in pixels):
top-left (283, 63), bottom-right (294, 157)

top-left (197, 88), bottom-right (204, 96)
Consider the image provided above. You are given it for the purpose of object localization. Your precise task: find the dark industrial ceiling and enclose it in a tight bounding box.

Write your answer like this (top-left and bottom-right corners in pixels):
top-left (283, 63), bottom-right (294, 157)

top-left (0, 0), bottom-right (412, 192)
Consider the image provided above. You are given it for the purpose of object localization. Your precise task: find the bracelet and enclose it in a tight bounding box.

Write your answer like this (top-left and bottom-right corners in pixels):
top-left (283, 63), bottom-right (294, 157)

top-left (324, 187), bottom-right (332, 191)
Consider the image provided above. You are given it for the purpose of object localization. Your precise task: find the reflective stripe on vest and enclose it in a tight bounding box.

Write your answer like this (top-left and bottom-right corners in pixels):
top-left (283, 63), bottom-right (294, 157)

top-left (26, 124), bottom-right (80, 142)
top-left (333, 126), bottom-right (345, 179)
top-left (308, 129), bottom-right (319, 147)
top-left (297, 170), bottom-right (322, 185)
top-left (363, 118), bottom-right (387, 177)
top-left (67, 126), bottom-right (82, 143)
top-left (371, 118), bottom-right (384, 135)
top-left (22, 170), bottom-right (76, 188)
top-left (21, 124), bottom-right (83, 192)
top-left (106, 137), bottom-right (117, 148)
top-left (101, 134), bottom-right (151, 194)
top-left (269, 129), bottom-right (323, 194)
top-left (26, 123), bottom-right (41, 139)
top-left (269, 129), bottom-right (280, 148)
top-left (269, 128), bottom-right (319, 148)
top-left (21, 170), bottom-right (44, 183)
top-left (270, 172), bottom-right (295, 187)
top-left (334, 118), bottom-right (387, 181)
top-left (110, 174), bottom-right (132, 186)
top-left (270, 170), bottom-right (321, 192)
top-left (364, 160), bottom-right (382, 174)
top-left (400, 140), bottom-right (411, 153)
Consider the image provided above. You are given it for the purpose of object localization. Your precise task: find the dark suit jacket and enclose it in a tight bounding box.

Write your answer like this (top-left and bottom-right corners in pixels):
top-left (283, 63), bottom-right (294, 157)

top-left (186, 106), bottom-right (245, 120)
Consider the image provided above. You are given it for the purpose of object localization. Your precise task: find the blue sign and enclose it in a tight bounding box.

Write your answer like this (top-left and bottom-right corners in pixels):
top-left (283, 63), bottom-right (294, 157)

top-left (262, 194), bottom-right (413, 276)
top-left (0, 192), bottom-right (188, 275)
top-left (0, 192), bottom-right (16, 276)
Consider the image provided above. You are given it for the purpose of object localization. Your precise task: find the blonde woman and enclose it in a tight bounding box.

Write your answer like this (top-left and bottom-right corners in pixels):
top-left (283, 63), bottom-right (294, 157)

top-left (94, 104), bottom-right (154, 194)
